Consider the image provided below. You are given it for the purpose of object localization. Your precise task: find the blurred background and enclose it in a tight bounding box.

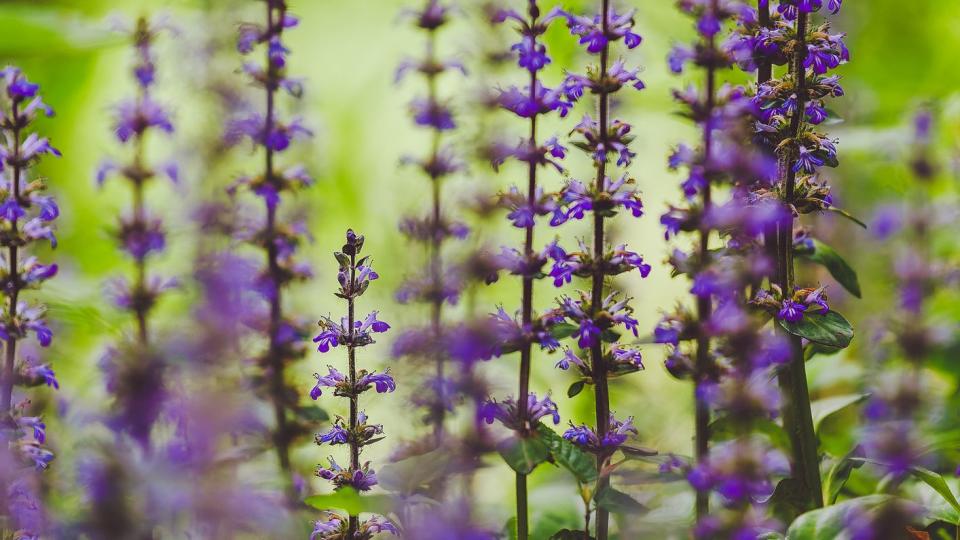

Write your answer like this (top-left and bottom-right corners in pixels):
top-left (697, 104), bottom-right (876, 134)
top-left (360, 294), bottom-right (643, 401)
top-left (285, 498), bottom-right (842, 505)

top-left (1, 0), bottom-right (958, 536)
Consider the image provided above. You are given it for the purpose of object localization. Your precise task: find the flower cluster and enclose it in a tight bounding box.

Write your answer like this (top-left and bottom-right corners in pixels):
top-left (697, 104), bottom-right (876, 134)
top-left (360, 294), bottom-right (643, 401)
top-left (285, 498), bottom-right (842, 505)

top-left (535, 4), bottom-right (651, 538)
top-left (655, 0), bottom-right (810, 533)
top-left (311, 230), bottom-right (397, 538)
top-left (230, 0), bottom-right (313, 478)
top-left (0, 66), bottom-right (61, 538)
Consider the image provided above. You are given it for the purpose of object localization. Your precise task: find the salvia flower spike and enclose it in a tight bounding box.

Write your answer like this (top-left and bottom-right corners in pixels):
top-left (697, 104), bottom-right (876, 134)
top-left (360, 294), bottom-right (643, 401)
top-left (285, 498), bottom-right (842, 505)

top-left (231, 0), bottom-right (314, 486)
top-left (311, 230), bottom-right (398, 539)
top-left (742, 0), bottom-right (852, 516)
top-left (485, 2), bottom-right (570, 538)
top-left (0, 66), bottom-right (61, 538)
top-left (547, 1), bottom-right (649, 537)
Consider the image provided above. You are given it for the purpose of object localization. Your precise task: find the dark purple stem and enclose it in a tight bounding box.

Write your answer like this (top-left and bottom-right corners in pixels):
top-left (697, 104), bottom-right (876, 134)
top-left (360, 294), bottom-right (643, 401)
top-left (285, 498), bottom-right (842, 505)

top-left (347, 250), bottom-right (359, 537)
top-left (592, 1), bottom-right (612, 538)
top-left (515, 4), bottom-right (540, 538)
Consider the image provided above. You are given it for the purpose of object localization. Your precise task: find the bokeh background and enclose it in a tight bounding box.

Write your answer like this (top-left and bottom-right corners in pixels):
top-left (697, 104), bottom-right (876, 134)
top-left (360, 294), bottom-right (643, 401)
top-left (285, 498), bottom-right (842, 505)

top-left (1, 0), bottom-right (959, 536)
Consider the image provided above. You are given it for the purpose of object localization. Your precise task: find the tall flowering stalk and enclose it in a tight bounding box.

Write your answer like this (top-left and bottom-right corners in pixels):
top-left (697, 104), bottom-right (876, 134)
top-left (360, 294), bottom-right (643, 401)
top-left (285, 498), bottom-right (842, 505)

top-left (485, 3), bottom-right (570, 538)
top-left (96, 15), bottom-right (177, 448)
top-left (394, 0), bottom-right (465, 445)
top-left (310, 230), bottom-right (397, 539)
top-left (230, 0), bottom-right (313, 479)
top-left (744, 0), bottom-right (852, 514)
top-left (546, 3), bottom-right (648, 538)
top-left (0, 66), bottom-right (60, 538)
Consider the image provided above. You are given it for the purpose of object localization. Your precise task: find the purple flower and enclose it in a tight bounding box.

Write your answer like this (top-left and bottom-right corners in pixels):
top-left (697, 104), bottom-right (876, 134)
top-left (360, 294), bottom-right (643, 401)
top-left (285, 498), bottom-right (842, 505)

top-left (480, 393), bottom-right (560, 431)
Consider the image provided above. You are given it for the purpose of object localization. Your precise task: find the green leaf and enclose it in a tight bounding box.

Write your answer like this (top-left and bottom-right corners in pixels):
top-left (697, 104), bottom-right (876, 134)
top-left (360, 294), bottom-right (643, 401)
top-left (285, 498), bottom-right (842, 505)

top-left (796, 240), bottom-right (862, 298)
top-left (910, 467), bottom-right (960, 518)
top-left (378, 448), bottom-right (452, 494)
top-left (779, 311), bottom-right (854, 349)
top-left (303, 487), bottom-right (392, 515)
top-left (536, 424), bottom-right (598, 485)
top-left (786, 495), bottom-right (896, 540)
top-left (551, 323), bottom-right (579, 340)
top-left (594, 486), bottom-right (647, 515)
top-left (811, 393), bottom-right (870, 433)
top-left (498, 433), bottom-right (551, 475)
top-left (826, 207), bottom-right (868, 229)
top-left (567, 380), bottom-right (586, 398)
top-left (823, 445), bottom-right (866, 504)
top-left (294, 405), bottom-right (329, 422)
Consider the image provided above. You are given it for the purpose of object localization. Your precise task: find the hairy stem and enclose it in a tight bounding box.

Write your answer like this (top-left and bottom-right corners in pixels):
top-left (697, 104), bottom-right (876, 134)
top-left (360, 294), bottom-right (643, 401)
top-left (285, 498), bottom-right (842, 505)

top-left (775, 11), bottom-right (824, 515)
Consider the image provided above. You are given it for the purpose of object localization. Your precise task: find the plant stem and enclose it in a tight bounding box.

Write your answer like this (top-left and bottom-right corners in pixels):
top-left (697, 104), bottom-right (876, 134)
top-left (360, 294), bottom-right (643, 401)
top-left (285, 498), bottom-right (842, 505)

top-left (347, 250), bottom-right (359, 537)
top-left (425, 27), bottom-right (445, 446)
top-left (592, 1), bottom-right (612, 538)
top-left (0, 101), bottom-right (21, 419)
top-left (693, 0), bottom-right (718, 523)
top-left (132, 84), bottom-right (149, 347)
top-left (775, 11), bottom-right (824, 515)
top-left (516, 5), bottom-right (540, 538)
top-left (263, 0), bottom-right (291, 479)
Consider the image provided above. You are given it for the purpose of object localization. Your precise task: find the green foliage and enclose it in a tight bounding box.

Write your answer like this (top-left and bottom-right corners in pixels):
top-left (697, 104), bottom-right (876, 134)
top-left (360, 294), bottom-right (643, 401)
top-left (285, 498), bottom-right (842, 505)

top-left (594, 486), bottom-right (647, 515)
top-left (786, 495), bottom-right (896, 540)
top-left (536, 423), bottom-right (598, 485)
top-left (378, 448), bottom-right (452, 494)
top-left (823, 445), bottom-right (866, 504)
top-left (779, 311), bottom-right (854, 349)
top-left (796, 239), bottom-right (863, 298)
top-left (498, 432), bottom-right (552, 475)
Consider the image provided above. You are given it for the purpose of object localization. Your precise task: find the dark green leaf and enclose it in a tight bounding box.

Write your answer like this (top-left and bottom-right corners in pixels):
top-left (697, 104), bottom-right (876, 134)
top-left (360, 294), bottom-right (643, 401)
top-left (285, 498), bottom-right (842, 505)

top-left (498, 433), bottom-right (551, 475)
top-left (594, 486), bottom-right (646, 515)
top-left (551, 323), bottom-right (579, 340)
top-left (823, 445), bottom-right (866, 504)
top-left (567, 380), bottom-right (586, 398)
top-left (303, 487), bottom-right (392, 515)
top-left (796, 239), bottom-right (862, 298)
top-left (786, 495), bottom-right (896, 540)
top-left (618, 445), bottom-right (658, 458)
top-left (295, 405), bottom-right (329, 422)
top-left (536, 424), bottom-right (598, 485)
top-left (779, 311), bottom-right (854, 349)
top-left (811, 393), bottom-right (870, 433)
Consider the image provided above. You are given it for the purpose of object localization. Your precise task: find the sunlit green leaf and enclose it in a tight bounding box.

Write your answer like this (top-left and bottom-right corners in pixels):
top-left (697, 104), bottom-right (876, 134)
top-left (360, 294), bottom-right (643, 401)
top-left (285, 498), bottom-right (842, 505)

top-left (796, 239), bottom-right (862, 298)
